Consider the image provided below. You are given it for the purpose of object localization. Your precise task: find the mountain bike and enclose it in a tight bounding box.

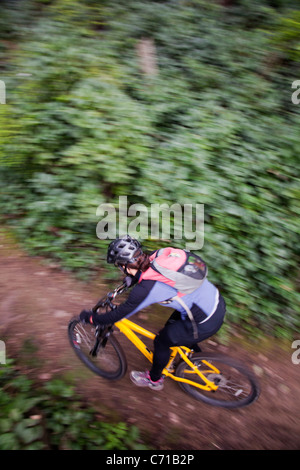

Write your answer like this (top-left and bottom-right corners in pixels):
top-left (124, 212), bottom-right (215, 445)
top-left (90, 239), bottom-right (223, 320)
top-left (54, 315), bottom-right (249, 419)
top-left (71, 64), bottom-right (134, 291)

top-left (68, 282), bottom-right (260, 409)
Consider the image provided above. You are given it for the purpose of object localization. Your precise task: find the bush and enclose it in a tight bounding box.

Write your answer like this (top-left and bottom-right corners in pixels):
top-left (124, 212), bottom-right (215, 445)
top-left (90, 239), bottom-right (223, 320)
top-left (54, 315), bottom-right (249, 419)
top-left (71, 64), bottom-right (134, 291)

top-left (0, 361), bottom-right (147, 450)
top-left (0, 0), bottom-right (299, 337)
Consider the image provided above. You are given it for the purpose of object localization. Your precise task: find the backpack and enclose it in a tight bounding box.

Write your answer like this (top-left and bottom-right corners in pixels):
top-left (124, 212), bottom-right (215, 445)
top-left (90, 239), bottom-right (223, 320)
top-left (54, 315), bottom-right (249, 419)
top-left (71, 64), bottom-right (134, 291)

top-left (139, 247), bottom-right (208, 337)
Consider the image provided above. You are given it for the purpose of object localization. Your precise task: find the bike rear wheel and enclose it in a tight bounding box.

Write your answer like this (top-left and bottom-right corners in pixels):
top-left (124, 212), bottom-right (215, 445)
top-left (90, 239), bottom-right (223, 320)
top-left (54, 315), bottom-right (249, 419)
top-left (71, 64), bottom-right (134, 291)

top-left (175, 353), bottom-right (260, 409)
top-left (68, 318), bottom-right (127, 380)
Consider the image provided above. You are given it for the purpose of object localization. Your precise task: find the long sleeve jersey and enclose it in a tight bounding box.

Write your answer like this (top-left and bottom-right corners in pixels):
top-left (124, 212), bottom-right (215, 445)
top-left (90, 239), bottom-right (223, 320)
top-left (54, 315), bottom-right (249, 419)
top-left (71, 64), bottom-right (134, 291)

top-left (95, 271), bottom-right (219, 326)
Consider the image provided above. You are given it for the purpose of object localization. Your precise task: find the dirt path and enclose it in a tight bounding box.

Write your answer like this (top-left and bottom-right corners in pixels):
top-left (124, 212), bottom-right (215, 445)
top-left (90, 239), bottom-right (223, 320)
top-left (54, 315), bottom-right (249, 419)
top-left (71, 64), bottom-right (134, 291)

top-left (0, 227), bottom-right (299, 450)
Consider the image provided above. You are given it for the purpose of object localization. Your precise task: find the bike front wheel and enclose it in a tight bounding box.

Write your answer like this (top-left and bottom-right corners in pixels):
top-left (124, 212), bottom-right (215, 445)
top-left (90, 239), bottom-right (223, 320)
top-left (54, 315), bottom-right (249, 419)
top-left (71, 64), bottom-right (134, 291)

top-left (68, 318), bottom-right (127, 380)
top-left (175, 353), bottom-right (260, 409)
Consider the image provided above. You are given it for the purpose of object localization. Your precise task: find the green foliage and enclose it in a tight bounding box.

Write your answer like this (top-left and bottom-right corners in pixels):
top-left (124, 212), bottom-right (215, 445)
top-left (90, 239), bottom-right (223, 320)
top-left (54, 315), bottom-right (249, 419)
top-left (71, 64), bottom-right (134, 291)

top-left (0, 361), bottom-right (147, 450)
top-left (0, 0), bottom-right (299, 336)
top-left (270, 9), bottom-right (300, 62)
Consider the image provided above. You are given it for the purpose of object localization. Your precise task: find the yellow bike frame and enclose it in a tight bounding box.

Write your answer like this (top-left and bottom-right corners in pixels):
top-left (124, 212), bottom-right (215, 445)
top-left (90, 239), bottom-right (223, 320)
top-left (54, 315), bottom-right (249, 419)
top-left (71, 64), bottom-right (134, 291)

top-left (115, 318), bottom-right (220, 392)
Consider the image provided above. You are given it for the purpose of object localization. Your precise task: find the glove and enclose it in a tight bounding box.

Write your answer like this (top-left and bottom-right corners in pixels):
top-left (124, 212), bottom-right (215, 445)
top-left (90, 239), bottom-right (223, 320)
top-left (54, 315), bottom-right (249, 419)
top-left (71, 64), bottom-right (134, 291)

top-left (79, 309), bottom-right (100, 325)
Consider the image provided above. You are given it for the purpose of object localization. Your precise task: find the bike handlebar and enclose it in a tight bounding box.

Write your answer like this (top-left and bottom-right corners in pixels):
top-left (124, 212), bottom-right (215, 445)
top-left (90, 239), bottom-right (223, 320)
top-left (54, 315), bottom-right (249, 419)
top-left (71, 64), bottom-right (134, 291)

top-left (92, 281), bottom-right (129, 314)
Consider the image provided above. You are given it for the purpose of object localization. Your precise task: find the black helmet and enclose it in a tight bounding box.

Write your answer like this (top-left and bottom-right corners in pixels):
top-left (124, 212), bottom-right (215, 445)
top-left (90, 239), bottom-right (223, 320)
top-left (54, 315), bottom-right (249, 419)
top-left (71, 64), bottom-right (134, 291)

top-left (107, 235), bottom-right (142, 265)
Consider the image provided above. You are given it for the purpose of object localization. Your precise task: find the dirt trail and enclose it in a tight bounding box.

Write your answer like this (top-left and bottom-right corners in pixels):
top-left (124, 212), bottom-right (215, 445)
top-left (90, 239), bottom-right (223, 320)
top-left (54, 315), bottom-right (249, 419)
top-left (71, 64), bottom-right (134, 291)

top-left (0, 227), bottom-right (299, 450)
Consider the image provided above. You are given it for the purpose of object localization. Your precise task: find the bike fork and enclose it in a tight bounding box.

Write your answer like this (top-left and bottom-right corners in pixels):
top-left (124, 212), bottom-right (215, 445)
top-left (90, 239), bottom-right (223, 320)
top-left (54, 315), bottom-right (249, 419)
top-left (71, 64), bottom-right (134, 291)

top-left (90, 327), bottom-right (112, 357)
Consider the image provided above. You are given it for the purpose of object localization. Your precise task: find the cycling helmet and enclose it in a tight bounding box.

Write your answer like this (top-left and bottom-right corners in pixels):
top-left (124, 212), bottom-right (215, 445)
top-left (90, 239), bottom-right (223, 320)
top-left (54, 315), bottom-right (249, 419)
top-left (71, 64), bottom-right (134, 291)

top-left (107, 235), bottom-right (142, 265)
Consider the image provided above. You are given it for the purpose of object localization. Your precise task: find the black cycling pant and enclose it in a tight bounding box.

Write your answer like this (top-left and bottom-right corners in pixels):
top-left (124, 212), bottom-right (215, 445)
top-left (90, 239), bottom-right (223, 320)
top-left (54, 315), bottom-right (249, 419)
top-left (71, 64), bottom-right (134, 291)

top-left (149, 295), bottom-right (226, 382)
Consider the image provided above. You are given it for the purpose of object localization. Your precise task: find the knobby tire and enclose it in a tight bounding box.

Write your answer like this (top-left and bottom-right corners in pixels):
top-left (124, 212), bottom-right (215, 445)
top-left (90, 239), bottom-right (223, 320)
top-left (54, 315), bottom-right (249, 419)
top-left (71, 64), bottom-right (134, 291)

top-left (175, 352), bottom-right (260, 409)
top-left (68, 318), bottom-right (127, 380)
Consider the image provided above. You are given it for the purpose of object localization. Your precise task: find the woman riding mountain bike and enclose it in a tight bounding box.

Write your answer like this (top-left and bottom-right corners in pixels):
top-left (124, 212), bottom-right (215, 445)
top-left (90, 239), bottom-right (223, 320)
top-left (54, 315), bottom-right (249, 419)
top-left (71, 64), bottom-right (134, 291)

top-left (79, 235), bottom-right (226, 391)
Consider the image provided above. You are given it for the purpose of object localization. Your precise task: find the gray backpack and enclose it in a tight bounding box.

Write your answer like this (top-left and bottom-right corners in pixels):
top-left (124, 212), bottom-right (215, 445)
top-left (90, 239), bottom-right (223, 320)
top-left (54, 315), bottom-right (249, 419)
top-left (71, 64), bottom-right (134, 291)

top-left (141, 247), bottom-right (208, 337)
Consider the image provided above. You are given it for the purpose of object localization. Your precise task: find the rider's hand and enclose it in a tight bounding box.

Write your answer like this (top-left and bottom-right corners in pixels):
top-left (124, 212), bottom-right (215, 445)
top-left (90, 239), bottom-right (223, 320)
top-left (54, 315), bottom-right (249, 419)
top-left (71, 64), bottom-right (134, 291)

top-left (79, 309), bottom-right (99, 325)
